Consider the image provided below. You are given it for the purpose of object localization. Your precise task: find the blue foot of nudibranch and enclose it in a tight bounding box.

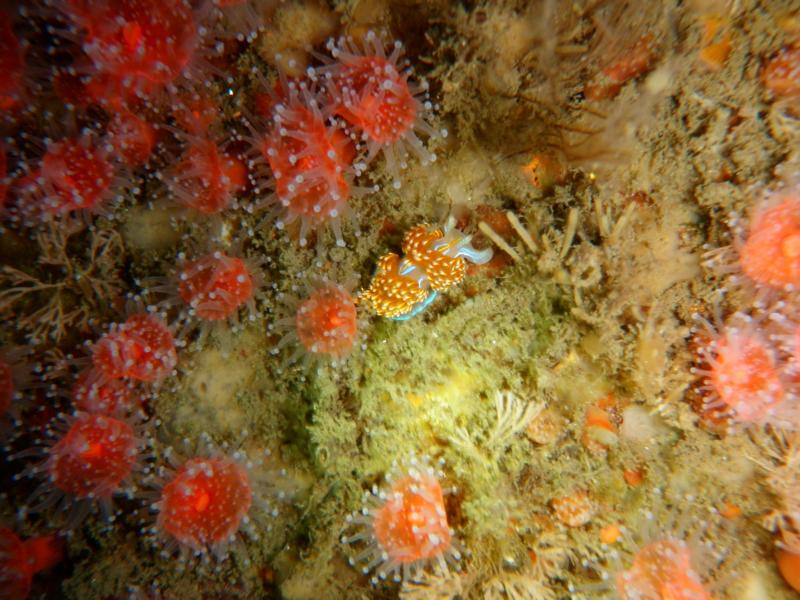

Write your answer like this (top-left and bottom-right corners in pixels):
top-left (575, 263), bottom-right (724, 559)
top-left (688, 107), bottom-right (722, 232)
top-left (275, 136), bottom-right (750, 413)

top-left (389, 291), bottom-right (439, 321)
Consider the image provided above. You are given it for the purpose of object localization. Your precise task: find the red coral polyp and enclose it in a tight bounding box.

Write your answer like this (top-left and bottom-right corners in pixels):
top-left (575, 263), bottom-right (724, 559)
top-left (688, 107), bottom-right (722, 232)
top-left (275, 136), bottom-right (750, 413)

top-left (156, 457), bottom-right (252, 552)
top-left (71, 368), bottom-right (135, 416)
top-left (42, 140), bottom-right (114, 212)
top-left (0, 11), bottom-right (25, 112)
top-left (342, 456), bottom-right (462, 584)
top-left (584, 34), bottom-right (657, 101)
top-left (762, 46), bottom-right (800, 98)
top-left (92, 314), bottom-right (177, 384)
top-left (740, 195), bottom-right (800, 290)
top-left (0, 143), bottom-right (7, 210)
top-left (0, 529), bottom-right (63, 600)
top-left (108, 109), bottom-right (156, 167)
top-left (259, 83), bottom-right (356, 246)
top-left (331, 54), bottom-right (417, 145)
top-left (70, 0), bottom-right (198, 104)
top-left (178, 252), bottom-right (255, 321)
top-left (47, 413), bottom-right (138, 499)
top-left (693, 312), bottom-right (794, 429)
top-left (616, 539), bottom-right (712, 600)
top-left (708, 332), bottom-right (785, 422)
top-left (372, 474), bottom-right (453, 564)
top-left (294, 284), bottom-right (358, 358)
top-left (0, 357), bottom-right (13, 416)
top-left (170, 139), bottom-right (247, 214)
top-left (322, 31), bottom-right (445, 189)
top-left (17, 136), bottom-right (116, 219)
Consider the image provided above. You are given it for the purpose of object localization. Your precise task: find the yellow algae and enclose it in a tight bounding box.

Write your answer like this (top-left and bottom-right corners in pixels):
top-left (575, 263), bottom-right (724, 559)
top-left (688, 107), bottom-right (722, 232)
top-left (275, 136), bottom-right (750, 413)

top-left (121, 204), bottom-right (182, 252)
top-left (170, 330), bottom-right (259, 437)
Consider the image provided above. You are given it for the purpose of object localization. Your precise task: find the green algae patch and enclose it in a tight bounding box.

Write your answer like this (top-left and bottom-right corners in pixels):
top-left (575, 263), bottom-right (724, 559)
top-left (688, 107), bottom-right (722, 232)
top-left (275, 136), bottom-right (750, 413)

top-left (300, 262), bottom-right (578, 566)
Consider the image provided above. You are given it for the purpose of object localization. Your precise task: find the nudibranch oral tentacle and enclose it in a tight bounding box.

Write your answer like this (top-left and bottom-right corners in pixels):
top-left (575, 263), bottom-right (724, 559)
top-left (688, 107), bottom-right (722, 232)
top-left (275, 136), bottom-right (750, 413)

top-left (360, 217), bottom-right (492, 319)
top-left (434, 231), bottom-right (494, 265)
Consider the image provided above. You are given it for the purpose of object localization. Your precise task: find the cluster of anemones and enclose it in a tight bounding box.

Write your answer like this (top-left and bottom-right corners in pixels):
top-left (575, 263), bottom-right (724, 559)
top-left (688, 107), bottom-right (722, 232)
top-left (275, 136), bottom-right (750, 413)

top-left (0, 0), bottom-right (447, 357)
top-left (694, 186), bottom-right (800, 432)
top-left (0, 0), bottom-right (251, 226)
top-left (244, 29), bottom-right (446, 248)
top-left (694, 185), bottom-right (800, 594)
top-left (8, 311), bottom-right (281, 580)
top-left (0, 0), bottom-right (462, 596)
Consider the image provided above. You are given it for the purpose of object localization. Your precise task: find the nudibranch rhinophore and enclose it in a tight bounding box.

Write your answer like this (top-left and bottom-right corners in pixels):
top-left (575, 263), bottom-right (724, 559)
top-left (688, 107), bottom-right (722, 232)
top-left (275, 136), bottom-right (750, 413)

top-left (360, 217), bottom-right (493, 320)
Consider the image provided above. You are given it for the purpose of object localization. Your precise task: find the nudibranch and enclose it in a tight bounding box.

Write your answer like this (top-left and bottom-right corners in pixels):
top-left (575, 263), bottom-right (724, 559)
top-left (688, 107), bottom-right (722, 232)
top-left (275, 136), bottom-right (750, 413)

top-left (360, 218), bottom-right (493, 320)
